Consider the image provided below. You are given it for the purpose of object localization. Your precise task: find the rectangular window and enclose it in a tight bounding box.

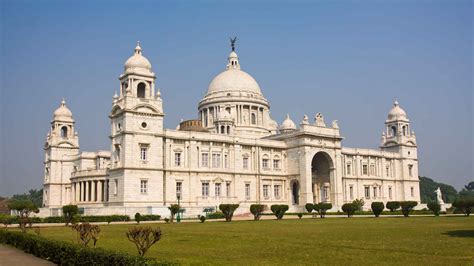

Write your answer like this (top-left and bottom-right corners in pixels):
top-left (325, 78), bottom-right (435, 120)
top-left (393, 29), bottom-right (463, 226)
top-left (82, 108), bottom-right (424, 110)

top-left (362, 165), bottom-right (368, 175)
top-left (212, 153), bottom-right (221, 168)
top-left (215, 183), bottom-right (221, 197)
top-left (140, 146), bottom-right (148, 161)
top-left (349, 185), bottom-right (354, 200)
top-left (262, 159), bottom-right (269, 169)
top-left (364, 186), bottom-right (370, 199)
top-left (408, 164), bottom-right (413, 177)
top-left (140, 180), bottom-right (148, 194)
top-left (411, 186), bottom-right (414, 197)
top-left (263, 185), bottom-right (270, 199)
top-left (388, 186), bottom-right (393, 199)
top-left (373, 187), bottom-right (377, 198)
top-left (226, 182), bottom-right (231, 197)
top-left (274, 185), bottom-right (281, 199)
top-left (386, 166), bottom-right (390, 177)
top-left (346, 164), bottom-right (351, 175)
top-left (370, 165), bottom-right (375, 176)
top-left (176, 182), bottom-right (182, 198)
top-left (243, 157), bottom-right (249, 169)
top-left (273, 159), bottom-right (280, 170)
top-left (114, 179), bottom-right (118, 195)
top-left (201, 153), bottom-right (209, 167)
top-left (174, 152), bottom-right (182, 166)
top-left (245, 183), bottom-right (250, 200)
top-left (202, 182), bottom-right (209, 198)
top-left (323, 186), bottom-right (329, 201)
top-left (224, 155), bottom-right (229, 168)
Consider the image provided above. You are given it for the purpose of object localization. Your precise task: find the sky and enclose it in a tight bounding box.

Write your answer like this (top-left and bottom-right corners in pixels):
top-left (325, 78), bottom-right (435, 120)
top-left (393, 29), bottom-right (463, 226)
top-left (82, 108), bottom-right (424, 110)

top-left (0, 0), bottom-right (472, 197)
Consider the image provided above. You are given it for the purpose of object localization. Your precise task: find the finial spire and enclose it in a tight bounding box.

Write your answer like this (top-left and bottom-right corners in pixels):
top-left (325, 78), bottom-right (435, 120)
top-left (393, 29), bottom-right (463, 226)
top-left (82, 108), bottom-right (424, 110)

top-left (230, 37), bottom-right (237, 51)
top-left (61, 97), bottom-right (66, 106)
top-left (134, 41), bottom-right (142, 54)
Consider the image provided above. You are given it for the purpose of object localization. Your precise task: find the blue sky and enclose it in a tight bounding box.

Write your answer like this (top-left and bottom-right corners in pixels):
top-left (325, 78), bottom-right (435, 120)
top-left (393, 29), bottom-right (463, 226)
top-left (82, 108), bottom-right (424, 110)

top-left (0, 0), bottom-right (472, 196)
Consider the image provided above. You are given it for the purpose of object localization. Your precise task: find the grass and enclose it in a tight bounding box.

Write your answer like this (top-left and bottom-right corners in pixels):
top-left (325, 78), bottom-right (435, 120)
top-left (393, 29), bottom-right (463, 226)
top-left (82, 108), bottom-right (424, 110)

top-left (35, 216), bottom-right (473, 265)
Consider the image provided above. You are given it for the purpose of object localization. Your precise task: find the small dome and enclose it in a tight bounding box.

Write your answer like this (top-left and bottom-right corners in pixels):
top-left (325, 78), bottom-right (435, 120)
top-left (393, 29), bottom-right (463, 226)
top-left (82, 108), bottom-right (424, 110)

top-left (53, 99), bottom-right (74, 122)
top-left (124, 42), bottom-right (153, 75)
top-left (387, 100), bottom-right (408, 121)
top-left (280, 114), bottom-right (296, 132)
top-left (228, 51), bottom-right (238, 58)
top-left (207, 69), bottom-right (262, 95)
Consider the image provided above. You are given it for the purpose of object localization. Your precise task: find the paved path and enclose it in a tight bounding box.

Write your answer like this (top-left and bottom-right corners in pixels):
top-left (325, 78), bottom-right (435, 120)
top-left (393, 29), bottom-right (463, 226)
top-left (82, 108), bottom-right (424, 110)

top-left (0, 244), bottom-right (54, 266)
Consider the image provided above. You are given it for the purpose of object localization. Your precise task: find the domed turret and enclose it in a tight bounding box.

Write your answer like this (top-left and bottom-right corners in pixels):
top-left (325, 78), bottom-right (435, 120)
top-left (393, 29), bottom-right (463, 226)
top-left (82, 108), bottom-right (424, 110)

top-left (387, 100), bottom-right (408, 122)
top-left (124, 41), bottom-right (154, 76)
top-left (53, 99), bottom-right (74, 122)
top-left (280, 114), bottom-right (296, 133)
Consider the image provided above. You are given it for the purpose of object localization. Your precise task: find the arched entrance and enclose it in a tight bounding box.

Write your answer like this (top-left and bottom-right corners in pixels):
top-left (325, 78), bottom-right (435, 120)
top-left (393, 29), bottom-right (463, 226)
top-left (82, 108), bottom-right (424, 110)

top-left (311, 152), bottom-right (333, 203)
top-left (291, 180), bottom-right (299, 205)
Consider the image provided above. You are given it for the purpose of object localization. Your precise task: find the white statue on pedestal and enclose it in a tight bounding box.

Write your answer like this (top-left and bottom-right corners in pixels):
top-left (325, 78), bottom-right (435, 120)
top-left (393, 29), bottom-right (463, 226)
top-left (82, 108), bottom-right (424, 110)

top-left (434, 187), bottom-right (446, 212)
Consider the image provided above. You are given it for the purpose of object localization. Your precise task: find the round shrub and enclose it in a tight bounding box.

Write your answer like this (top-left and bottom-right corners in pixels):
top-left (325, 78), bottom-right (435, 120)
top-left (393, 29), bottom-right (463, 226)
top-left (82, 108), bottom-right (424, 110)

top-left (371, 202), bottom-right (384, 217)
top-left (400, 201), bottom-right (418, 217)
top-left (386, 201), bottom-right (400, 212)
top-left (199, 216), bottom-right (206, 223)
top-left (452, 199), bottom-right (474, 216)
top-left (342, 203), bottom-right (356, 217)
top-left (219, 204), bottom-right (240, 222)
top-left (250, 204), bottom-right (266, 221)
top-left (305, 203), bottom-right (314, 214)
top-left (297, 213), bottom-right (303, 219)
top-left (135, 213), bottom-right (141, 224)
top-left (427, 202), bottom-right (441, 216)
top-left (314, 203), bottom-right (332, 218)
top-left (270, 205), bottom-right (289, 220)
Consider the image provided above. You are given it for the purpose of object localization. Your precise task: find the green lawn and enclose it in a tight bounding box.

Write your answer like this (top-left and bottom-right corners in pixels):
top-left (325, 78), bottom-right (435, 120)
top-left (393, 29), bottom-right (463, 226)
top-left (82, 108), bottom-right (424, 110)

top-left (37, 216), bottom-right (473, 265)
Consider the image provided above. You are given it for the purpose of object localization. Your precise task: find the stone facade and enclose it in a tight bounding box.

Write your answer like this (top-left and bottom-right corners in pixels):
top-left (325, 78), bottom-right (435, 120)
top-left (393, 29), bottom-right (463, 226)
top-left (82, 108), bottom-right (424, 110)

top-left (41, 42), bottom-right (420, 217)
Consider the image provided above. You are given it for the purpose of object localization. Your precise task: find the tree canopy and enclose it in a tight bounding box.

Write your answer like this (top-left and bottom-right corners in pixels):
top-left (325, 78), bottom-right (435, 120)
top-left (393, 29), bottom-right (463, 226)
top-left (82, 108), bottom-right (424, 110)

top-left (419, 176), bottom-right (458, 203)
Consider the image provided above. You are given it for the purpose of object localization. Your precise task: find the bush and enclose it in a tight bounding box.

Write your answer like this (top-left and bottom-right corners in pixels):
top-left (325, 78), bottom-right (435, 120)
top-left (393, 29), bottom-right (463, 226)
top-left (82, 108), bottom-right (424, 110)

top-left (342, 203), bottom-right (356, 217)
top-left (400, 201), bottom-right (418, 217)
top-left (139, 215), bottom-right (161, 221)
top-left (199, 216), bottom-right (206, 223)
top-left (427, 202), bottom-right (441, 216)
top-left (126, 226), bottom-right (162, 257)
top-left (71, 223), bottom-right (101, 247)
top-left (0, 215), bottom-right (18, 228)
top-left (206, 212), bottom-right (225, 219)
top-left (164, 218), bottom-right (170, 223)
top-left (168, 204), bottom-right (180, 223)
top-left (352, 199), bottom-right (365, 211)
top-left (297, 213), bottom-right (303, 219)
top-left (219, 204), bottom-right (239, 222)
top-left (79, 215), bottom-right (130, 223)
top-left (314, 203), bottom-right (332, 218)
top-left (7, 199), bottom-right (39, 233)
top-left (270, 205), bottom-right (289, 220)
top-left (250, 204), bottom-right (266, 221)
top-left (452, 199), bottom-right (474, 216)
top-left (135, 213), bottom-right (142, 224)
top-left (42, 216), bottom-right (65, 223)
top-left (0, 230), bottom-right (154, 265)
top-left (305, 203), bottom-right (314, 214)
top-left (62, 205), bottom-right (79, 226)
top-left (386, 201), bottom-right (401, 212)
top-left (371, 202), bottom-right (384, 217)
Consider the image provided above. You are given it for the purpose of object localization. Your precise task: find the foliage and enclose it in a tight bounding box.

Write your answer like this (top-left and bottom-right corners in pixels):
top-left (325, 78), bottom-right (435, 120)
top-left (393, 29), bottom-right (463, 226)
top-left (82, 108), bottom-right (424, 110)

top-left (199, 216), bottom-right (206, 223)
top-left (0, 214), bottom-right (16, 228)
top-left (139, 215), bottom-right (161, 221)
top-left (270, 205), bottom-right (289, 220)
top-left (427, 201), bottom-right (441, 216)
top-left (305, 203), bottom-right (314, 213)
top-left (370, 202), bottom-right (384, 217)
top-left (126, 226), bottom-right (162, 257)
top-left (250, 204), bottom-right (266, 221)
top-left (385, 201), bottom-right (401, 212)
top-left (452, 198), bottom-right (474, 216)
top-left (168, 204), bottom-right (180, 223)
top-left (0, 230), bottom-right (154, 265)
top-left (297, 213), bottom-right (303, 219)
top-left (71, 223), bottom-right (101, 247)
top-left (7, 199), bottom-right (39, 233)
top-left (43, 216), bottom-right (65, 223)
top-left (314, 203), bottom-right (332, 218)
top-left (419, 176), bottom-right (458, 203)
top-left (135, 213), bottom-right (142, 224)
top-left (342, 203), bottom-right (356, 217)
top-left (352, 199), bottom-right (365, 211)
top-left (10, 189), bottom-right (43, 208)
top-left (80, 215), bottom-right (130, 223)
top-left (62, 205), bottom-right (79, 226)
top-left (206, 212), bottom-right (225, 219)
top-left (164, 218), bottom-right (170, 223)
top-left (400, 201), bottom-right (418, 217)
top-left (219, 204), bottom-right (239, 222)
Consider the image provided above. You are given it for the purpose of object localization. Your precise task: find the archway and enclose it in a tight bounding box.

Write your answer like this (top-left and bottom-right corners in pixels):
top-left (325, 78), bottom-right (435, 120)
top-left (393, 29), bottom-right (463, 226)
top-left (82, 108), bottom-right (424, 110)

top-left (311, 152), bottom-right (333, 203)
top-left (137, 82), bottom-right (146, 98)
top-left (291, 181), bottom-right (299, 205)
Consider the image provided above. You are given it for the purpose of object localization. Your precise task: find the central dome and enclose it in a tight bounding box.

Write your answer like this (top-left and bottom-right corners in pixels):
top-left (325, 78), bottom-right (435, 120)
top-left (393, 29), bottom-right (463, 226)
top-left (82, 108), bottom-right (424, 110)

top-left (207, 69), bottom-right (262, 95)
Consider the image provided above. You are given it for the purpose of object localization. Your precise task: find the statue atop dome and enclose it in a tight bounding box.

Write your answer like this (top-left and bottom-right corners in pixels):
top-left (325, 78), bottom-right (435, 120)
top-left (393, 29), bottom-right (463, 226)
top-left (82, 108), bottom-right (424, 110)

top-left (230, 37), bottom-right (237, 51)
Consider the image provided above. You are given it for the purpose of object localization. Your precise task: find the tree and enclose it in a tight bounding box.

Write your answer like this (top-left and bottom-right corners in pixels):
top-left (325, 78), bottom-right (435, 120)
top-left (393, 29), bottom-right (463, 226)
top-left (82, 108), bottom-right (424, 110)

top-left (371, 202), bottom-right (384, 217)
top-left (250, 204), bottom-right (266, 221)
top-left (452, 199), bottom-right (474, 217)
top-left (71, 223), bottom-right (101, 247)
top-left (400, 201), bottom-right (418, 217)
top-left (427, 201), bottom-right (441, 216)
top-left (62, 205), bottom-right (79, 226)
top-left (270, 205), bottom-right (289, 220)
top-left (135, 213), bottom-right (142, 224)
top-left (219, 204), bottom-right (239, 222)
top-left (7, 199), bottom-right (39, 233)
top-left (386, 201), bottom-right (400, 212)
top-left (419, 176), bottom-right (458, 203)
top-left (342, 203), bottom-right (356, 217)
top-left (168, 204), bottom-right (180, 223)
top-left (11, 189), bottom-right (43, 208)
top-left (313, 203), bottom-right (332, 218)
top-left (126, 226), bottom-right (162, 257)
top-left (352, 198), bottom-right (365, 211)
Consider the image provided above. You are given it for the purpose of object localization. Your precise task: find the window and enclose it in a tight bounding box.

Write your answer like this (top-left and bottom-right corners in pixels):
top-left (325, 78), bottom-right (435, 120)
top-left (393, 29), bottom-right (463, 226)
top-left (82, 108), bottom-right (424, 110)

top-left (174, 152), bottom-right (182, 166)
top-left (137, 82), bottom-right (146, 98)
top-left (362, 165), bottom-right (368, 175)
top-left (370, 165), bottom-right (375, 176)
top-left (176, 182), bottom-right (182, 198)
top-left (202, 182), bottom-right (209, 198)
top-left (386, 166), bottom-right (390, 177)
top-left (263, 185), bottom-right (270, 199)
top-left (61, 126), bottom-right (68, 138)
top-left (274, 185), bottom-right (281, 199)
top-left (226, 182), bottom-right (231, 197)
top-left (364, 186), bottom-right (370, 199)
top-left (323, 186), bottom-right (329, 201)
top-left (262, 159), bottom-right (269, 169)
top-left (273, 159), bottom-right (280, 170)
top-left (140, 180), bottom-right (148, 194)
top-left (346, 164), bottom-right (351, 175)
top-left (114, 144), bottom-right (121, 162)
top-left (349, 185), bottom-right (354, 200)
top-left (245, 183), bottom-right (250, 200)
top-left (140, 146), bottom-right (148, 161)
top-left (251, 113), bottom-right (256, 125)
top-left (373, 187), bottom-right (377, 198)
top-left (243, 157), bottom-right (249, 169)
top-left (388, 187), bottom-right (393, 199)
top-left (212, 153), bottom-right (221, 168)
top-left (114, 179), bottom-right (118, 195)
top-left (408, 164), bottom-right (413, 177)
top-left (391, 126), bottom-right (397, 137)
top-left (224, 155), bottom-right (229, 168)
top-left (201, 153), bottom-right (209, 167)
top-left (410, 186), bottom-right (414, 197)
top-left (215, 183), bottom-right (221, 197)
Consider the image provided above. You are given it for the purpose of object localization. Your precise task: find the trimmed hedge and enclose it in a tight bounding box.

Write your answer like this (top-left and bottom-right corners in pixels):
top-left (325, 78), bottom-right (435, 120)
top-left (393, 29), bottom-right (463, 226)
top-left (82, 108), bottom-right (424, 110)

top-left (342, 203), bottom-right (356, 217)
top-left (0, 230), bottom-right (161, 265)
top-left (371, 202), bottom-right (385, 217)
top-left (270, 205), bottom-right (289, 220)
top-left (400, 201), bottom-right (418, 217)
top-left (386, 201), bottom-right (401, 212)
top-left (139, 215), bottom-right (161, 221)
top-left (206, 212), bottom-right (225, 219)
top-left (427, 202), bottom-right (441, 216)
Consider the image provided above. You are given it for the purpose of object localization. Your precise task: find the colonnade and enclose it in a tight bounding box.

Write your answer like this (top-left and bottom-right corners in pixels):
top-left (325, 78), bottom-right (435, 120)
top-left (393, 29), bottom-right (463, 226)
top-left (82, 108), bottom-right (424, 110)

top-left (73, 179), bottom-right (109, 203)
top-left (200, 104), bottom-right (266, 128)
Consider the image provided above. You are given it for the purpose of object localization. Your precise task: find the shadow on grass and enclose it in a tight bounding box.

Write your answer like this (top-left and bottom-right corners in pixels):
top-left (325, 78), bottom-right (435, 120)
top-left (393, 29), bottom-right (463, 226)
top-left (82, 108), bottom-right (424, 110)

top-left (443, 230), bottom-right (474, 238)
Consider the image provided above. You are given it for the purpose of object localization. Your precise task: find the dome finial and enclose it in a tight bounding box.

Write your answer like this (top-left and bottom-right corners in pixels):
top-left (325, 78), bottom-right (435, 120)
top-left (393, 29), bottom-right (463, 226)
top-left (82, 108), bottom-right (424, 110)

top-left (61, 97), bottom-right (66, 106)
top-left (394, 98), bottom-right (399, 107)
top-left (134, 41), bottom-right (142, 54)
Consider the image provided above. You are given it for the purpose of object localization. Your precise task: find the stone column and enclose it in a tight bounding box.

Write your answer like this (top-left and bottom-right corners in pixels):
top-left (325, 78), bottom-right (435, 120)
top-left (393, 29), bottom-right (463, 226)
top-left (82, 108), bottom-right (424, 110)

top-left (85, 181), bottom-right (90, 202)
top-left (98, 181), bottom-right (103, 202)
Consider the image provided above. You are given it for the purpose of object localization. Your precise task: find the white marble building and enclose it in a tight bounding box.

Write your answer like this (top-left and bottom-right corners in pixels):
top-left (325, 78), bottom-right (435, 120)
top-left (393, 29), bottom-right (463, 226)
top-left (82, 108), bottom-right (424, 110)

top-left (41, 42), bottom-right (420, 217)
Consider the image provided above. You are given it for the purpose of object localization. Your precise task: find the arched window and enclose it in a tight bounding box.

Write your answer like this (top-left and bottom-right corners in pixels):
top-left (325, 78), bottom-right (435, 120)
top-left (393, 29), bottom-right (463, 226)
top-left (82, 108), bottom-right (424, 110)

top-left (137, 82), bottom-right (146, 98)
top-left (61, 126), bottom-right (68, 138)
top-left (251, 113), bottom-right (256, 125)
top-left (221, 125), bottom-right (225, 134)
top-left (402, 126), bottom-right (407, 136)
top-left (391, 126), bottom-right (397, 137)
top-left (227, 126), bottom-right (230, 134)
